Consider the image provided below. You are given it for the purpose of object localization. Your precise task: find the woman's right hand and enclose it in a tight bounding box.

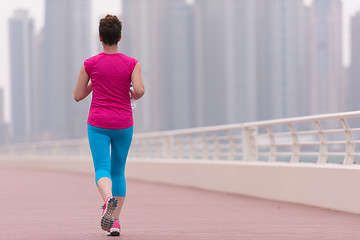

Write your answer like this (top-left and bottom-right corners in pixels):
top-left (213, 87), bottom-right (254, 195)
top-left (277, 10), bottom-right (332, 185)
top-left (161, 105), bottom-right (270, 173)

top-left (129, 88), bottom-right (135, 97)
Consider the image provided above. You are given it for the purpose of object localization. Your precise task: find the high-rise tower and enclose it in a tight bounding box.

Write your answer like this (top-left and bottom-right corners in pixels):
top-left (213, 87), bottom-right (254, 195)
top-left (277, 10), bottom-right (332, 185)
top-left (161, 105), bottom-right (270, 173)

top-left (347, 12), bottom-right (360, 111)
top-left (43, 0), bottom-right (92, 139)
top-left (8, 10), bottom-right (34, 142)
top-left (307, 0), bottom-right (343, 115)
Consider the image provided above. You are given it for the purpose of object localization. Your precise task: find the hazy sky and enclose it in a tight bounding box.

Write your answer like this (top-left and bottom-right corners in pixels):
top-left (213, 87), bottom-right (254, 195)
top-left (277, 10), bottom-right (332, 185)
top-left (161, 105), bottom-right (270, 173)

top-left (0, 0), bottom-right (360, 122)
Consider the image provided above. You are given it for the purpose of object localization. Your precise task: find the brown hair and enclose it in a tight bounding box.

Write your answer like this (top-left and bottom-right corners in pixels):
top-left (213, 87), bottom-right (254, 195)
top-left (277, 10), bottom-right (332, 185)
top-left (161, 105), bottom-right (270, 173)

top-left (99, 14), bottom-right (122, 46)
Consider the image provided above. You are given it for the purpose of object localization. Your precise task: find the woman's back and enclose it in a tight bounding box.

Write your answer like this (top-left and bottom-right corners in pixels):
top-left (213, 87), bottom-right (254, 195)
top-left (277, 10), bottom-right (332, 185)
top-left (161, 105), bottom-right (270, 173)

top-left (84, 52), bottom-right (138, 129)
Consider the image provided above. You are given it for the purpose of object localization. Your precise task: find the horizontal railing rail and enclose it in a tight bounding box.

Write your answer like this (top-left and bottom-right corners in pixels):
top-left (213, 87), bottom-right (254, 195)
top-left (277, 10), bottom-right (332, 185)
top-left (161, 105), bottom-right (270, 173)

top-left (2, 111), bottom-right (360, 165)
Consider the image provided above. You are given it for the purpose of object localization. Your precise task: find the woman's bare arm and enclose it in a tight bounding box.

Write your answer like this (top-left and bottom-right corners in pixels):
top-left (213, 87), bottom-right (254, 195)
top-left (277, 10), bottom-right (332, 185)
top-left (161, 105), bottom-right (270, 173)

top-left (130, 63), bottom-right (145, 100)
top-left (74, 65), bottom-right (92, 102)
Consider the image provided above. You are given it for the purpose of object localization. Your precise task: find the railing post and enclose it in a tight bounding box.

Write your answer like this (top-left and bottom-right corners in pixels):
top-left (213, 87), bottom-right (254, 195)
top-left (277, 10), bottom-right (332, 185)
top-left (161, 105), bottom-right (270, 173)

top-left (265, 126), bottom-right (276, 162)
top-left (242, 126), bottom-right (258, 161)
top-left (176, 135), bottom-right (183, 159)
top-left (133, 139), bottom-right (140, 158)
top-left (200, 132), bottom-right (208, 160)
top-left (162, 135), bottom-right (169, 159)
top-left (155, 137), bottom-right (160, 158)
top-left (211, 131), bottom-right (220, 160)
top-left (313, 120), bottom-right (328, 164)
top-left (141, 138), bottom-right (146, 158)
top-left (188, 134), bottom-right (195, 159)
top-left (149, 138), bottom-right (155, 158)
top-left (151, 138), bottom-right (156, 158)
top-left (137, 139), bottom-right (142, 158)
top-left (339, 118), bottom-right (354, 165)
top-left (29, 143), bottom-right (36, 158)
top-left (168, 135), bottom-right (174, 159)
top-left (288, 123), bottom-right (300, 163)
top-left (226, 129), bottom-right (235, 160)
top-left (79, 141), bottom-right (88, 157)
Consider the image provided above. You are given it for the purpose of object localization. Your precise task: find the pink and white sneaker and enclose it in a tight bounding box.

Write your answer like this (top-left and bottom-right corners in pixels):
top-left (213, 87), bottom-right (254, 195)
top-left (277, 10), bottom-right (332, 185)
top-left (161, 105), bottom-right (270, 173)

top-left (101, 196), bottom-right (118, 231)
top-left (109, 219), bottom-right (121, 236)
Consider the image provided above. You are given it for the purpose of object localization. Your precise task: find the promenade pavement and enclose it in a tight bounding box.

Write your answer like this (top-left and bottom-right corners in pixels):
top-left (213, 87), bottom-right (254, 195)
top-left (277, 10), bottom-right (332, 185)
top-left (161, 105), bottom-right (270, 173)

top-left (1, 166), bottom-right (360, 240)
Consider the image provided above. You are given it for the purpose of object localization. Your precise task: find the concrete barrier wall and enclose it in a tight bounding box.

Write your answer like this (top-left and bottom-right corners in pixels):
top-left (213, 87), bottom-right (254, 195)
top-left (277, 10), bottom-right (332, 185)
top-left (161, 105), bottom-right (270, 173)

top-left (0, 157), bottom-right (94, 174)
top-left (2, 157), bottom-right (360, 214)
top-left (125, 159), bottom-right (360, 214)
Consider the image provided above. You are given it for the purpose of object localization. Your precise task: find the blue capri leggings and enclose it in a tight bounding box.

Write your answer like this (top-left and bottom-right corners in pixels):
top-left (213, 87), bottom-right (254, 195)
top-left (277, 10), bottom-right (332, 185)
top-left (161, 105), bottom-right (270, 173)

top-left (87, 124), bottom-right (133, 197)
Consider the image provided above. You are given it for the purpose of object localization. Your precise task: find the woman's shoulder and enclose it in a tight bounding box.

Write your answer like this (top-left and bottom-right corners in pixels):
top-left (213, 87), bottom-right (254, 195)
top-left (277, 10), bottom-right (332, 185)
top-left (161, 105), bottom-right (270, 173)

top-left (84, 53), bottom-right (105, 75)
top-left (117, 53), bottom-right (138, 69)
top-left (85, 53), bottom-right (104, 63)
top-left (118, 53), bottom-right (137, 62)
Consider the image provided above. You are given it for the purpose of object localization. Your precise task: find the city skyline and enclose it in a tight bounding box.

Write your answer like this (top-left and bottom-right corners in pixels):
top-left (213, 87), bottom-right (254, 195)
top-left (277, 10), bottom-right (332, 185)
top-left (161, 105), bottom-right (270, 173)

top-left (120, 0), bottom-right (345, 133)
top-left (0, 0), bottom-right (359, 143)
top-left (1, 0), bottom-right (360, 123)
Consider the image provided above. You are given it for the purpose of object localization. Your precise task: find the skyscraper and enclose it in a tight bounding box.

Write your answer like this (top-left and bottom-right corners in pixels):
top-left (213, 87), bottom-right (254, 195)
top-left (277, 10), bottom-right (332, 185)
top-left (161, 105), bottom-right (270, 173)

top-left (195, 0), bottom-right (308, 123)
top-left (160, 2), bottom-right (195, 130)
top-left (223, 0), bottom-right (258, 123)
top-left (255, 0), bottom-right (309, 120)
top-left (120, 0), bottom-right (343, 131)
top-left (43, 0), bottom-right (91, 139)
top-left (347, 11), bottom-right (360, 111)
top-left (193, 0), bottom-right (260, 125)
top-left (8, 9), bottom-right (34, 142)
top-left (193, 0), bottom-right (227, 126)
top-left (122, 0), bottom-right (194, 132)
top-left (307, 0), bottom-right (343, 115)
top-left (31, 29), bottom-right (46, 140)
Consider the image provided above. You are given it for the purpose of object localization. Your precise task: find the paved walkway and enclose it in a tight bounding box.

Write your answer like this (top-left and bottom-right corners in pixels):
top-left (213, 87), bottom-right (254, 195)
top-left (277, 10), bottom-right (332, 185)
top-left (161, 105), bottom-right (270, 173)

top-left (1, 166), bottom-right (360, 240)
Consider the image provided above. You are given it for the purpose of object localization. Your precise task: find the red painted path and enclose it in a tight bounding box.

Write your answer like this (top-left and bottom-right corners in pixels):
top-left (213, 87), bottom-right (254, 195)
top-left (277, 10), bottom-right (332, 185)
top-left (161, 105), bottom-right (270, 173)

top-left (0, 166), bottom-right (360, 240)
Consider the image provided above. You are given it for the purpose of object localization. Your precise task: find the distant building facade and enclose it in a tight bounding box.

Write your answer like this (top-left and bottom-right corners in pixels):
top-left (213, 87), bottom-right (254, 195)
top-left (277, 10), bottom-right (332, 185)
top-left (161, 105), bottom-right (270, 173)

top-left (307, 0), bottom-right (344, 115)
top-left (161, 2), bottom-right (195, 130)
top-left (8, 10), bottom-right (34, 142)
top-left (223, 0), bottom-right (258, 123)
top-left (120, 0), bottom-right (344, 132)
top-left (31, 29), bottom-right (46, 140)
top-left (43, 0), bottom-right (91, 139)
top-left (256, 0), bottom-right (309, 120)
top-left (122, 0), bottom-right (195, 132)
top-left (193, 0), bottom-right (228, 126)
top-left (347, 12), bottom-right (360, 111)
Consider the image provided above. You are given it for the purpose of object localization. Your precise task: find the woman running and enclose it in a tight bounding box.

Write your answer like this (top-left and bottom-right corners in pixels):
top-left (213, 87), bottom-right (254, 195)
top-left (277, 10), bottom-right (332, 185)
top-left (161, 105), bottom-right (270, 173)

top-left (74, 14), bottom-right (145, 236)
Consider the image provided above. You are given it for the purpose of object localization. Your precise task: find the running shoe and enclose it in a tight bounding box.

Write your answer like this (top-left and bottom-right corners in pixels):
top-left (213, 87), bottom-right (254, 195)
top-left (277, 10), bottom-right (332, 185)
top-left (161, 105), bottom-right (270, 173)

top-left (109, 219), bottom-right (121, 236)
top-left (101, 196), bottom-right (118, 231)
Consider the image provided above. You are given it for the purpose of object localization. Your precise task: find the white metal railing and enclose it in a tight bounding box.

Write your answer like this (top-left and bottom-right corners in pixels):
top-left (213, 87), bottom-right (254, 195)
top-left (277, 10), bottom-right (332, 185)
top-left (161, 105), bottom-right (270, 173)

top-left (0, 138), bottom-right (91, 159)
top-left (2, 111), bottom-right (360, 165)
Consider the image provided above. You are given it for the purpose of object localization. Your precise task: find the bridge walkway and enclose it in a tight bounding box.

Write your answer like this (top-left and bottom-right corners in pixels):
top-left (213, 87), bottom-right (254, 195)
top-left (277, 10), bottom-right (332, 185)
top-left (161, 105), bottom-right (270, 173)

top-left (0, 166), bottom-right (359, 240)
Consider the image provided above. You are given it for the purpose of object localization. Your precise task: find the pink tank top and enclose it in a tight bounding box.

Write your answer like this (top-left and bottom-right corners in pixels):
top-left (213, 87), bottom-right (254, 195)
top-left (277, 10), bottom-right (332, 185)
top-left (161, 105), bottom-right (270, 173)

top-left (84, 52), bottom-right (138, 129)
